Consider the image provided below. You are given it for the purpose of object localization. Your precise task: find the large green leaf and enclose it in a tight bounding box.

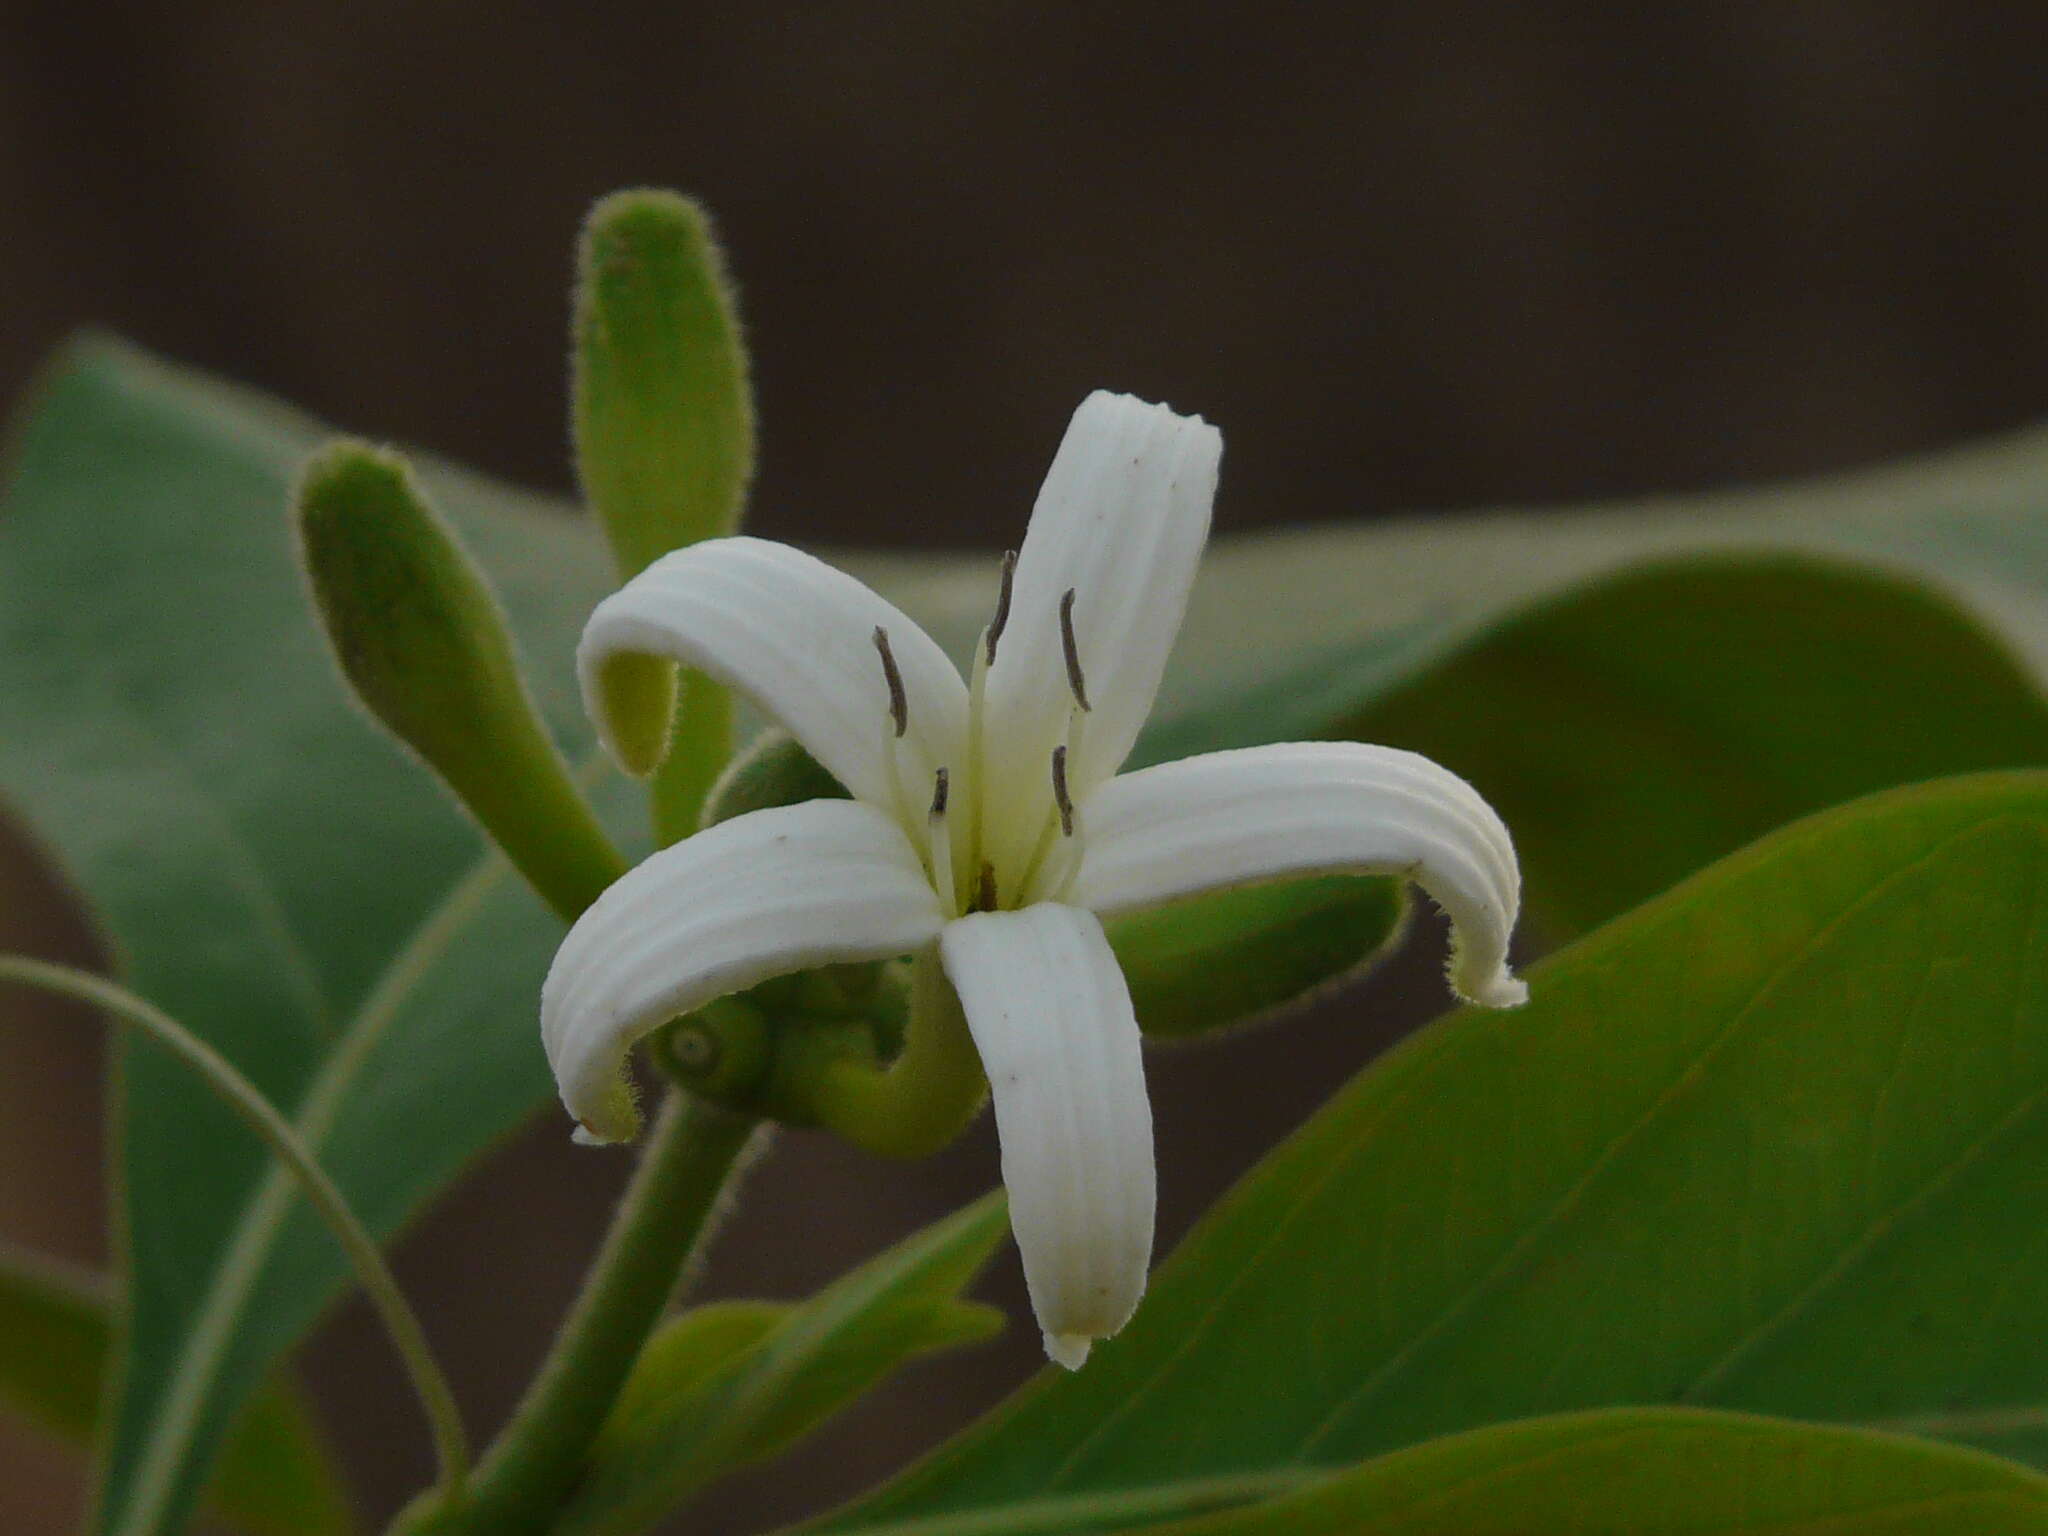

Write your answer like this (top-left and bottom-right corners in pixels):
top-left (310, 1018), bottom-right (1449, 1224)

top-left (0, 336), bottom-right (618, 1535)
top-left (557, 1193), bottom-right (1009, 1536)
top-left (881, 450), bottom-right (2048, 945)
top-left (1158, 1409), bottom-right (2048, 1536)
top-left (824, 1411), bottom-right (2048, 1536)
top-left (818, 772), bottom-right (2048, 1532)
top-left (1141, 555), bottom-right (2048, 942)
top-left (7, 340), bottom-right (2048, 1533)
top-left (896, 416), bottom-right (2048, 734)
top-left (0, 1244), bottom-right (352, 1536)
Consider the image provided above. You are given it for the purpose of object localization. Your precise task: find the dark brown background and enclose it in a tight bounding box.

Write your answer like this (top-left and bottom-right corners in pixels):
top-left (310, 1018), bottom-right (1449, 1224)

top-left (5, 4), bottom-right (2048, 1532)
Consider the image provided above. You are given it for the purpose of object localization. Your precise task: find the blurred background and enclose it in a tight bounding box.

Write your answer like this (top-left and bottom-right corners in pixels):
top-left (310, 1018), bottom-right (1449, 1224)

top-left (5, 3), bottom-right (2048, 1531)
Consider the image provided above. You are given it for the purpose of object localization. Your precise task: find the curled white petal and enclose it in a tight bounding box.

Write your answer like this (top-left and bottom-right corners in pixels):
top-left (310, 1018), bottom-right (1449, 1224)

top-left (543, 800), bottom-right (945, 1142)
top-left (1073, 742), bottom-right (1527, 1008)
top-left (940, 903), bottom-right (1154, 1370)
top-left (579, 536), bottom-right (968, 812)
top-left (977, 394), bottom-right (1220, 874)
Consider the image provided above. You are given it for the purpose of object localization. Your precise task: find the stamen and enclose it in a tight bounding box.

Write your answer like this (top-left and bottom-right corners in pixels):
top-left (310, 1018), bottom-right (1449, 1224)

top-left (985, 549), bottom-right (1018, 665)
top-left (872, 626), bottom-right (908, 737)
top-left (964, 634), bottom-right (990, 888)
top-left (1059, 588), bottom-right (1091, 711)
top-left (927, 767), bottom-right (957, 913)
top-left (1051, 744), bottom-right (1075, 836)
top-left (977, 861), bottom-right (999, 913)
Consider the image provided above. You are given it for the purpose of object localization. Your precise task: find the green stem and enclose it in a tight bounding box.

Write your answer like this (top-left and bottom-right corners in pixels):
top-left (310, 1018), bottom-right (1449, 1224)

top-left (0, 956), bottom-right (470, 1498)
top-left (649, 670), bottom-right (732, 847)
top-left (398, 1091), bottom-right (758, 1534)
top-left (802, 949), bottom-right (987, 1159)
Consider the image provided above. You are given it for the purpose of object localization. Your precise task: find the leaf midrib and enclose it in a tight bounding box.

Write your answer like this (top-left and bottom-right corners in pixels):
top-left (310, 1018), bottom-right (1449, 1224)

top-left (1290, 815), bottom-right (2037, 1460)
top-left (1028, 809), bottom-right (2028, 1494)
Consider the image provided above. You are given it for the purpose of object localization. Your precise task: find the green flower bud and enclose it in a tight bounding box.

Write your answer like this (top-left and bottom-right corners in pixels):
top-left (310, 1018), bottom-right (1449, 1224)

top-left (573, 189), bottom-right (756, 843)
top-left (294, 442), bottom-right (624, 920)
top-left (573, 189), bottom-right (755, 579)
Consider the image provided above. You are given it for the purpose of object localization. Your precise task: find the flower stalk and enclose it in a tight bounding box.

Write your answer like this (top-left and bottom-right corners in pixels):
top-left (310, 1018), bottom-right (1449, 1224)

top-left (393, 1090), bottom-right (761, 1535)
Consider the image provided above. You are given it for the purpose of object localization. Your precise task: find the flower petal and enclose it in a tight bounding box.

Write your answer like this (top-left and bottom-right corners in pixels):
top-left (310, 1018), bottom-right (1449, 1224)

top-left (543, 799), bottom-right (945, 1142)
top-left (939, 903), bottom-right (1154, 1370)
top-left (977, 394), bottom-right (1220, 873)
top-left (1073, 742), bottom-right (1528, 1008)
top-left (579, 536), bottom-right (968, 813)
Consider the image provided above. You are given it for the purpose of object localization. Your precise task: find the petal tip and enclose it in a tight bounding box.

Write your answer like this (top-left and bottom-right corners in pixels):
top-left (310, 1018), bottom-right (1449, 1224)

top-left (565, 1079), bottom-right (642, 1147)
top-left (1461, 971), bottom-right (1529, 1010)
top-left (1077, 388), bottom-right (1212, 435)
top-left (586, 649), bottom-right (676, 779)
top-left (1044, 1331), bottom-right (1094, 1370)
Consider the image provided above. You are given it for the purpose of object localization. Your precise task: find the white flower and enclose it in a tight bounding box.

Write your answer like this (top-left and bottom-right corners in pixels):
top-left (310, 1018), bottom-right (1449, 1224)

top-left (542, 391), bottom-right (1527, 1369)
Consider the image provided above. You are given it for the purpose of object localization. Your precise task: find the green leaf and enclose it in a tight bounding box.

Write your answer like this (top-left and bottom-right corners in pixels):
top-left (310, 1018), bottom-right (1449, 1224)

top-left (1142, 554), bottom-right (2048, 942)
top-left (0, 1244), bottom-right (353, 1536)
top-left (599, 1301), bottom-right (789, 1428)
top-left (818, 772), bottom-right (2048, 1531)
top-left (0, 1245), bottom-right (105, 1448)
top-left (856, 416), bottom-right (2048, 741)
top-left (1107, 876), bottom-right (1405, 1040)
top-left (556, 1193), bottom-right (1010, 1536)
top-left (0, 336), bottom-right (620, 1536)
top-left (1158, 1409), bottom-right (2048, 1536)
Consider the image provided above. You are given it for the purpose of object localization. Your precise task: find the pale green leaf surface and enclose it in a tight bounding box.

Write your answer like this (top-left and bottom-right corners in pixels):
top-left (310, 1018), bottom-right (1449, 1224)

top-left (0, 336), bottom-right (618, 1535)
top-left (599, 1301), bottom-right (789, 1434)
top-left (558, 1193), bottom-right (1010, 1536)
top-left (1138, 555), bottom-right (2048, 942)
top-left (819, 773), bottom-right (2048, 1531)
top-left (0, 1243), bottom-right (352, 1536)
top-left (848, 418), bottom-right (2048, 730)
top-left (1158, 1409), bottom-right (2048, 1536)
top-left (865, 447), bottom-right (2048, 943)
top-left (1108, 876), bottom-right (1406, 1041)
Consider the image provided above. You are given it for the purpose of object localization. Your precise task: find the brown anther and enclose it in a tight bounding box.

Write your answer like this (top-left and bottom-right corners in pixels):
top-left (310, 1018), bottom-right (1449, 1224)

top-left (977, 861), bottom-right (999, 912)
top-left (929, 765), bottom-right (950, 818)
top-left (872, 626), bottom-right (908, 737)
top-left (1059, 588), bottom-right (1091, 711)
top-left (1051, 744), bottom-right (1075, 836)
top-left (985, 549), bottom-right (1018, 665)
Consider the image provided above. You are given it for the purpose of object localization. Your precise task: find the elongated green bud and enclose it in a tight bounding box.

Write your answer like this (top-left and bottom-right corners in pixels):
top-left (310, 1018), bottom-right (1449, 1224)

top-left (574, 189), bottom-right (754, 578)
top-left (295, 442), bottom-right (625, 920)
top-left (574, 189), bottom-right (755, 844)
